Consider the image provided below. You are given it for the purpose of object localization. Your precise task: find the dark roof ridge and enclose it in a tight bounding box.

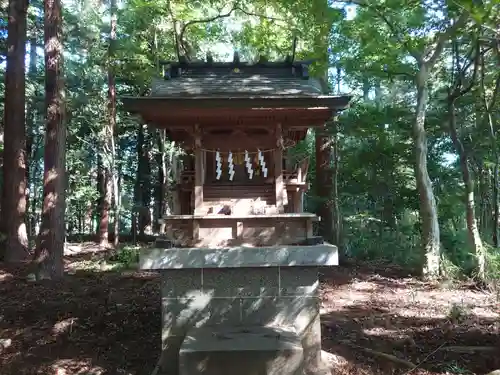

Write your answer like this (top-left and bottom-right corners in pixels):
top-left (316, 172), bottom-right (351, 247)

top-left (159, 59), bottom-right (318, 69)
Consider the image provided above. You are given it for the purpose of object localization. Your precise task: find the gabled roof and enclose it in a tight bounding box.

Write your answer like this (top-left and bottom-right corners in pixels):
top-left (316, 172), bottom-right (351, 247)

top-left (151, 60), bottom-right (326, 98)
top-left (151, 76), bottom-right (324, 98)
top-left (120, 59), bottom-right (353, 131)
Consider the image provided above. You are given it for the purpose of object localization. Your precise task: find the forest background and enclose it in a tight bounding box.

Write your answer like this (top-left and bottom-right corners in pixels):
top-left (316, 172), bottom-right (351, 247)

top-left (0, 0), bottom-right (499, 284)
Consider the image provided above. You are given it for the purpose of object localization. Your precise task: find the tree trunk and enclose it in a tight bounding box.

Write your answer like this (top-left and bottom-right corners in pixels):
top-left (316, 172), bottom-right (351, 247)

top-left (448, 97), bottom-right (484, 278)
top-left (134, 125), bottom-right (145, 236)
top-left (139, 129), bottom-right (152, 235)
top-left (98, 163), bottom-right (111, 247)
top-left (374, 80), bottom-right (382, 108)
top-left (26, 25), bottom-right (38, 237)
top-left (331, 120), bottom-right (341, 248)
top-left (480, 48), bottom-right (500, 246)
top-left (154, 130), bottom-right (167, 233)
top-left (2, 0), bottom-right (29, 262)
top-left (414, 68), bottom-right (441, 278)
top-left (112, 166), bottom-right (120, 247)
top-left (315, 129), bottom-right (332, 241)
top-left (113, 170), bottom-right (121, 249)
top-left (96, 154), bottom-right (104, 236)
top-left (493, 162), bottom-right (499, 247)
top-left (484, 75), bottom-right (500, 247)
top-left (362, 77), bottom-right (370, 102)
top-left (26, 26), bottom-right (38, 239)
top-left (32, 0), bottom-right (65, 280)
top-left (477, 164), bottom-right (486, 233)
top-left (102, 0), bottom-right (117, 247)
top-left (481, 168), bottom-right (492, 234)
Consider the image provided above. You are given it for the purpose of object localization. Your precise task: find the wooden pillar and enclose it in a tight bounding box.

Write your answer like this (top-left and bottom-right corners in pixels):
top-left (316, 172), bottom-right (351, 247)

top-left (275, 123), bottom-right (284, 213)
top-left (293, 190), bottom-right (302, 213)
top-left (194, 125), bottom-right (204, 215)
top-left (172, 189), bottom-right (180, 215)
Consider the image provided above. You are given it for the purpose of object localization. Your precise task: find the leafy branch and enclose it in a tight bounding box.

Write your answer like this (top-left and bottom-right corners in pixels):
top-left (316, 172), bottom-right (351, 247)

top-left (449, 35), bottom-right (481, 100)
top-left (170, 2), bottom-right (287, 60)
top-left (424, 12), bottom-right (468, 67)
top-left (337, 0), bottom-right (468, 67)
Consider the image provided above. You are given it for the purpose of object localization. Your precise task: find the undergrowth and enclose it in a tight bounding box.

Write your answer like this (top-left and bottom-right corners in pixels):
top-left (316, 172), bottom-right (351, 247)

top-left (484, 245), bottom-right (500, 296)
top-left (108, 246), bottom-right (140, 268)
top-left (342, 215), bottom-right (500, 289)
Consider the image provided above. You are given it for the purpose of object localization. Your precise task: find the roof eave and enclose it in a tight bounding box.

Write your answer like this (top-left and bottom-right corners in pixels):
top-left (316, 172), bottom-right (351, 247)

top-left (120, 95), bottom-right (353, 112)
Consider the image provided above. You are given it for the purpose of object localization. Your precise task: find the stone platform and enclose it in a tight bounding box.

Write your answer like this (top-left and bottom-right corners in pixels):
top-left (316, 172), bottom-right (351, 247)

top-left (140, 244), bottom-right (338, 375)
top-left (180, 326), bottom-right (303, 375)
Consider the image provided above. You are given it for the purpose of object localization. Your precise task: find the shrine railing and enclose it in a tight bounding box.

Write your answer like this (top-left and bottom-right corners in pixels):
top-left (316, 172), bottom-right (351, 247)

top-left (284, 157), bottom-right (309, 184)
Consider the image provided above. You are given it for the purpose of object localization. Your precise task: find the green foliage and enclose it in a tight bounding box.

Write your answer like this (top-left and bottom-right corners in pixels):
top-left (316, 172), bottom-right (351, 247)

top-left (447, 301), bottom-right (472, 324)
top-left (108, 246), bottom-right (140, 267)
top-left (343, 213), bottom-right (422, 269)
top-left (484, 244), bottom-right (500, 296)
top-left (442, 362), bottom-right (473, 375)
top-left (1, 0), bottom-right (499, 284)
top-left (440, 229), bottom-right (476, 277)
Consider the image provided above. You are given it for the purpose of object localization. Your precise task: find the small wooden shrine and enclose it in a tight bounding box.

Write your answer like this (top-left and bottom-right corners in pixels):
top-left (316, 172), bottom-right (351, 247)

top-left (122, 54), bottom-right (351, 247)
top-left (123, 54), bottom-right (353, 375)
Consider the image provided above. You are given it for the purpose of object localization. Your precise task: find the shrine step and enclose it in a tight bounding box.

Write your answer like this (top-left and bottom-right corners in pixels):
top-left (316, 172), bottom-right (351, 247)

top-left (179, 326), bottom-right (304, 375)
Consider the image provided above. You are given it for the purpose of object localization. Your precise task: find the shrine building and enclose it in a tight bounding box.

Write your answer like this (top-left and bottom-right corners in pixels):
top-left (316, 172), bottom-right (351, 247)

top-left (121, 53), bottom-right (352, 248)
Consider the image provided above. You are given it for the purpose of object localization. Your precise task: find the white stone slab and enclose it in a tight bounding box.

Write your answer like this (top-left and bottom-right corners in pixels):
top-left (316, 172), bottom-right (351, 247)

top-left (139, 244), bottom-right (338, 270)
top-left (180, 326), bottom-right (300, 352)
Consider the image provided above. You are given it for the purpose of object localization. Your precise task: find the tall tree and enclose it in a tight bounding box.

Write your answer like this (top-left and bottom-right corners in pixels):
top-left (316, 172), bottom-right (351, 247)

top-left (109, 0), bottom-right (119, 247)
top-left (333, 0), bottom-right (467, 277)
top-left (2, 0), bottom-right (29, 262)
top-left (446, 37), bottom-right (484, 278)
top-left (97, 152), bottom-right (110, 246)
top-left (480, 45), bottom-right (500, 248)
top-left (32, 0), bottom-right (65, 279)
top-left (98, 0), bottom-right (118, 247)
top-left (26, 17), bottom-right (40, 238)
top-left (376, 7), bottom-right (467, 277)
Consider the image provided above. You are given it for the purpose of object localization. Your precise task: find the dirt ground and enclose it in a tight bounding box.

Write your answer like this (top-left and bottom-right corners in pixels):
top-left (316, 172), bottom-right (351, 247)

top-left (0, 243), bottom-right (498, 375)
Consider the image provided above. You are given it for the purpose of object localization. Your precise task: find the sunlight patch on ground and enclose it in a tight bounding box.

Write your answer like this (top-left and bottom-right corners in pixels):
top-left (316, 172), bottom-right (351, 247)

top-left (50, 359), bottom-right (107, 375)
top-left (0, 272), bottom-right (13, 282)
top-left (52, 318), bottom-right (78, 336)
top-left (351, 281), bottom-right (379, 291)
top-left (64, 242), bottom-right (108, 256)
top-left (322, 291), bottom-right (372, 313)
top-left (470, 307), bottom-right (499, 319)
top-left (321, 274), bottom-right (499, 326)
top-left (428, 292), bottom-right (493, 307)
top-left (65, 260), bottom-right (138, 274)
top-left (362, 327), bottom-right (401, 336)
top-left (394, 309), bottom-right (447, 320)
top-left (362, 323), bottom-right (436, 336)
top-left (321, 349), bottom-right (350, 369)
top-left (323, 276), bottom-right (500, 319)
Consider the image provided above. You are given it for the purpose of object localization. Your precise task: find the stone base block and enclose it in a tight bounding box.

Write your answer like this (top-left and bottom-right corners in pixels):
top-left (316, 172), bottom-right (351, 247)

top-left (179, 326), bottom-right (304, 375)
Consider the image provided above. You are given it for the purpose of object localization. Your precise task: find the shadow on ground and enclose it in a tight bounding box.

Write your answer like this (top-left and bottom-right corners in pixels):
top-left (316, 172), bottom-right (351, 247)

top-left (0, 266), bottom-right (161, 375)
top-left (0, 262), bottom-right (498, 375)
top-left (321, 305), bottom-right (499, 375)
top-left (320, 266), bottom-right (500, 375)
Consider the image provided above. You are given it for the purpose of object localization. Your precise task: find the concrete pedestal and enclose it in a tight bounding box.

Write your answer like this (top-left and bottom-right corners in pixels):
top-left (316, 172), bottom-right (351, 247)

top-left (180, 326), bottom-right (303, 375)
top-left (139, 244), bottom-right (338, 375)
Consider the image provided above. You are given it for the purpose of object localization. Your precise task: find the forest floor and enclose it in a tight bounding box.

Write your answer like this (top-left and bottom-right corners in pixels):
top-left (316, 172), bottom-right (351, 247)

top-left (0, 242), bottom-right (499, 375)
